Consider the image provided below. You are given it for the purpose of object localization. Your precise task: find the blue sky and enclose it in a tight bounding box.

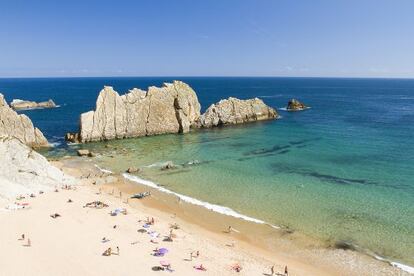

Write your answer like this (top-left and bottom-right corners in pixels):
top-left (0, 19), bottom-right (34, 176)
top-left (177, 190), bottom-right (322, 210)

top-left (1, 0), bottom-right (414, 78)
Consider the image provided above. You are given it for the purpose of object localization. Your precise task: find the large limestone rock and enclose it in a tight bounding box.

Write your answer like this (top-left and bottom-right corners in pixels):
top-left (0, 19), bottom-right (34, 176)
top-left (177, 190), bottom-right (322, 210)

top-left (0, 137), bottom-right (76, 201)
top-left (74, 81), bottom-right (278, 143)
top-left (197, 97), bottom-right (278, 128)
top-left (10, 99), bottom-right (57, 110)
top-left (79, 81), bottom-right (201, 142)
top-left (0, 93), bottom-right (49, 147)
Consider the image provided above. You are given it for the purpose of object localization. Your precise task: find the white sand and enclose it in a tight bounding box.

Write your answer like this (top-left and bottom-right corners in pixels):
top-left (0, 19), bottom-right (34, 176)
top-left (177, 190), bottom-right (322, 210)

top-left (0, 185), bottom-right (298, 276)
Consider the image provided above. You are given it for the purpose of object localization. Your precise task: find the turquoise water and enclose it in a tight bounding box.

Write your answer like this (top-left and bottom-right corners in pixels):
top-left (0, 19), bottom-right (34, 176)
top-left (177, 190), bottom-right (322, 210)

top-left (1, 77), bottom-right (413, 265)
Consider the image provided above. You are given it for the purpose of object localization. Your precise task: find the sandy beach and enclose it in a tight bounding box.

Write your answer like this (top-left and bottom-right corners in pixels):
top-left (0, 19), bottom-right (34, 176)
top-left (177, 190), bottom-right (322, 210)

top-left (0, 157), bottom-right (408, 276)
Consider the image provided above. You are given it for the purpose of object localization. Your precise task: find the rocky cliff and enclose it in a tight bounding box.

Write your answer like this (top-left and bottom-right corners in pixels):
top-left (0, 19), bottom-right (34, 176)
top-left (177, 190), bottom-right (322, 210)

top-left (0, 137), bottom-right (75, 201)
top-left (197, 97), bottom-right (278, 128)
top-left (78, 81), bottom-right (201, 142)
top-left (0, 93), bottom-right (49, 147)
top-left (10, 99), bottom-right (57, 110)
top-left (71, 81), bottom-right (278, 143)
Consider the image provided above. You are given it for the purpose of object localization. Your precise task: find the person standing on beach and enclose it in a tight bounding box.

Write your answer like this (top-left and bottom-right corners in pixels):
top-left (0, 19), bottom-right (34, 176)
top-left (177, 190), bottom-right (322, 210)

top-left (284, 265), bottom-right (288, 275)
top-left (270, 265), bottom-right (275, 275)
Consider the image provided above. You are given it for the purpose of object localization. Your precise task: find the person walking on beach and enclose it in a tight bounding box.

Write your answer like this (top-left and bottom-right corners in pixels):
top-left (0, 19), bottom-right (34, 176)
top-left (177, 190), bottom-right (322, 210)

top-left (270, 265), bottom-right (275, 276)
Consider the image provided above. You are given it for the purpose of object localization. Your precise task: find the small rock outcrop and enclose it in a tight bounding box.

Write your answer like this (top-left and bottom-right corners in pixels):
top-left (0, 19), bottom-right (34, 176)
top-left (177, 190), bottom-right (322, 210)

top-left (286, 99), bottom-right (308, 111)
top-left (10, 99), bottom-right (57, 110)
top-left (0, 93), bottom-right (49, 147)
top-left (126, 167), bottom-right (140, 173)
top-left (0, 137), bottom-right (76, 200)
top-left (79, 81), bottom-right (201, 142)
top-left (77, 149), bottom-right (90, 157)
top-left (197, 97), bottom-right (278, 128)
top-left (65, 132), bottom-right (80, 143)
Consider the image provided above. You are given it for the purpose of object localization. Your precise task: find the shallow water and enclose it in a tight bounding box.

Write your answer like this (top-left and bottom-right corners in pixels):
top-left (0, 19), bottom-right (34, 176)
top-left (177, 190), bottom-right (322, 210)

top-left (1, 77), bottom-right (413, 266)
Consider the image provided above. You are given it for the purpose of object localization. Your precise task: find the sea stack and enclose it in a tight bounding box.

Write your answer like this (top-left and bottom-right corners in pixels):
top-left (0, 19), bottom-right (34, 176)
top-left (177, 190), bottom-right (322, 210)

top-left (0, 93), bottom-right (49, 147)
top-left (75, 81), bottom-right (201, 143)
top-left (286, 99), bottom-right (308, 111)
top-left (71, 81), bottom-right (278, 143)
top-left (10, 99), bottom-right (57, 110)
top-left (197, 97), bottom-right (278, 128)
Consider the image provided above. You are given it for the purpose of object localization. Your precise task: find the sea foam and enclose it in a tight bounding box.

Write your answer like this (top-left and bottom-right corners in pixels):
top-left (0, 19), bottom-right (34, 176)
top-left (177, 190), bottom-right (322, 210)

top-left (94, 164), bottom-right (113, 174)
top-left (122, 173), bottom-right (279, 227)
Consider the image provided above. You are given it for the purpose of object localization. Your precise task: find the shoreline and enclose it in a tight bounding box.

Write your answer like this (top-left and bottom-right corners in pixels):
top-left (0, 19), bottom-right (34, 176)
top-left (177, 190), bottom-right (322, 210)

top-left (63, 157), bottom-right (411, 275)
top-left (1, 153), bottom-right (411, 275)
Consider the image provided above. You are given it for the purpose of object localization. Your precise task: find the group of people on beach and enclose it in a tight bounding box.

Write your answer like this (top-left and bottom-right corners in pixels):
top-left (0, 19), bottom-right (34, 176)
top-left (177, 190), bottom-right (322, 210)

top-left (17, 185), bottom-right (292, 275)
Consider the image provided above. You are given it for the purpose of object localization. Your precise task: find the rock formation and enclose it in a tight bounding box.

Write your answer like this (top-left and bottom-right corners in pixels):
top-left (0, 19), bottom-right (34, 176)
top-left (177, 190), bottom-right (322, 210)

top-left (197, 97), bottom-right (278, 128)
top-left (72, 81), bottom-right (278, 143)
top-left (0, 93), bottom-right (49, 147)
top-left (0, 137), bottom-right (76, 201)
top-left (78, 81), bottom-right (201, 143)
top-left (286, 99), bottom-right (308, 111)
top-left (10, 99), bottom-right (57, 110)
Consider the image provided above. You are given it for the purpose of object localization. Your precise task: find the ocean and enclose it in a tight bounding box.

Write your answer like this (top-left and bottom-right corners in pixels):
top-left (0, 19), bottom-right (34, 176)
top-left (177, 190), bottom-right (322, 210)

top-left (1, 77), bottom-right (413, 267)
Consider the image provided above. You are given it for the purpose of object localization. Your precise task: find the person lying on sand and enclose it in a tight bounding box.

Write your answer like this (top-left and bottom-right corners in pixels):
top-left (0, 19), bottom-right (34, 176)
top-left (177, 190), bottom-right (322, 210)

top-left (50, 213), bottom-right (61, 218)
top-left (83, 201), bottom-right (108, 209)
top-left (231, 263), bottom-right (242, 272)
top-left (18, 234), bottom-right (25, 241)
top-left (102, 247), bottom-right (112, 256)
top-left (102, 237), bottom-right (110, 243)
top-left (193, 264), bottom-right (207, 271)
top-left (169, 223), bottom-right (180, 230)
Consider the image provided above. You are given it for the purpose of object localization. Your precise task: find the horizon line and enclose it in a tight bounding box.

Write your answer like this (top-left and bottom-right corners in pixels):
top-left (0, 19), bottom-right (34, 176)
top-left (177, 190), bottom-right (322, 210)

top-left (1, 75), bottom-right (414, 80)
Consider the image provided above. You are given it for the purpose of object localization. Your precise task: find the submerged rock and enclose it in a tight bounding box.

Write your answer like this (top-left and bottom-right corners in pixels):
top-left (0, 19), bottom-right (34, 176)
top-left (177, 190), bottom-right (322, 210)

top-left (0, 93), bottom-right (49, 147)
top-left (126, 167), bottom-right (140, 173)
top-left (197, 97), bottom-right (278, 128)
top-left (286, 99), bottom-right (308, 111)
top-left (161, 161), bottom-right (175, 170)
top-left (10, 99), bottom-right (57, 110)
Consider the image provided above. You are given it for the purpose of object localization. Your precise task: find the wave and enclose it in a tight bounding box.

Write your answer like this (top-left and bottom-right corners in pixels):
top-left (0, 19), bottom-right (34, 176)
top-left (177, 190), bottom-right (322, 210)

top-left (49, 141), bottom-right (62, 147)
top-left (123, 173), bottom-right (414, 274)
top-left (374, 255), bottom-right (414, 274)
top-left (258, 94), bottom-right (283, 98)
top-left (278, 107), bottom-right (311, 111)
top-left (122, 173), bottom-right (279, 228)
top-left (94, 164), bottom-right (113, 174)
top-left (144, 161), bottom-right (172, 168)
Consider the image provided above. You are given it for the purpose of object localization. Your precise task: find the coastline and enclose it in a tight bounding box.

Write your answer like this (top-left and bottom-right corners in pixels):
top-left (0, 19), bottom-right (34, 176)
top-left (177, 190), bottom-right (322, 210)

top-left (58, 157), bottom-right (414, 274)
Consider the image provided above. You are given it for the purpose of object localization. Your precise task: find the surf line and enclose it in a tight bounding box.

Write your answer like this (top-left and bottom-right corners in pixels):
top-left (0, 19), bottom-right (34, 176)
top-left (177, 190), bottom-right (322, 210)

top-left (122, 173), bottom-right (280, 229)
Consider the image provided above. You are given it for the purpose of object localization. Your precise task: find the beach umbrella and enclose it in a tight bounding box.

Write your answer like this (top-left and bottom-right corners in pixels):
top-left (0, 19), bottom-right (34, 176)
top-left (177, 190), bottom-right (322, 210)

top-left (158, 248), bottom-right (168, 254)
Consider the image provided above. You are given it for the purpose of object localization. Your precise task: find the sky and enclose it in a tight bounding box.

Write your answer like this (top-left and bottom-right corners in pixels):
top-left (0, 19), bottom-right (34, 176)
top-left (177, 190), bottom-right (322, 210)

top-left (1, 0), bottom-right (414, 78)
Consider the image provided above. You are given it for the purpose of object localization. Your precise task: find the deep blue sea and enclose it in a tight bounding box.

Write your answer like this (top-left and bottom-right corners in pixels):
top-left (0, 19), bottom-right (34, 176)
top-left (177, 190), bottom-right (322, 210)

top-left (1, 77), bottom-right (413, 266)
